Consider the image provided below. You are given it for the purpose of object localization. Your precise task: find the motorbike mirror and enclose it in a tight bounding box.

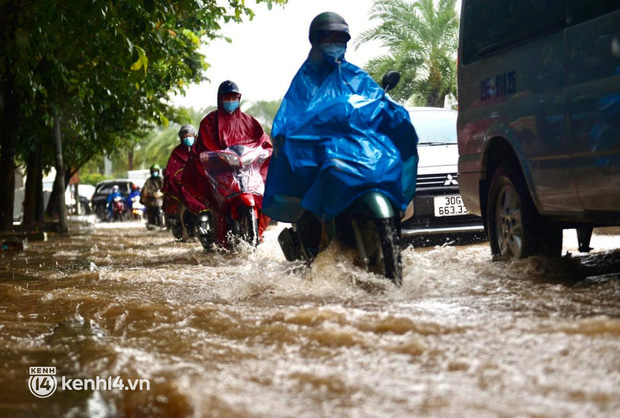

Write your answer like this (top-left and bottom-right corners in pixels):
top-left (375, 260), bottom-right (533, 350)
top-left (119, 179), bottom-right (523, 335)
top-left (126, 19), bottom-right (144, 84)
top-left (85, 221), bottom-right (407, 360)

top-left (381, 71), bottom-right (401, 92)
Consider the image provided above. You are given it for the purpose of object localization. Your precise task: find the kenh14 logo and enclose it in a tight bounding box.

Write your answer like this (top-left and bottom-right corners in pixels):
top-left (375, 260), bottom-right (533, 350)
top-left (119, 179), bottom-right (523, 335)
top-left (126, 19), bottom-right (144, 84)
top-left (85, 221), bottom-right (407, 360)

top-left (28, 367), bottom-right (57, 398)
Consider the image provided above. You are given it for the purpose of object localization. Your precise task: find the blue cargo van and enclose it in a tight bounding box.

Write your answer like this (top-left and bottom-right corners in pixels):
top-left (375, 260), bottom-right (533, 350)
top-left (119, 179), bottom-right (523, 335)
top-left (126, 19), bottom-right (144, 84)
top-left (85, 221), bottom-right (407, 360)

top-left (457, 0), bottom-right (620, 259)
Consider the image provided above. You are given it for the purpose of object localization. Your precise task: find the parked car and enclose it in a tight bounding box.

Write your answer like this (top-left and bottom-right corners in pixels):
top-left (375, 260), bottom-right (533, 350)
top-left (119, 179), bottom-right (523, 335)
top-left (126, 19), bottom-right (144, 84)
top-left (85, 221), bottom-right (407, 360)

top-left (457, 0), bottom-right (620, 259)
top-left (401, 107), bottom-right (485, 242)
top-left (91, 179), bottom-right (138, 220)
top-left (42, 181), bottom-right (94, 215)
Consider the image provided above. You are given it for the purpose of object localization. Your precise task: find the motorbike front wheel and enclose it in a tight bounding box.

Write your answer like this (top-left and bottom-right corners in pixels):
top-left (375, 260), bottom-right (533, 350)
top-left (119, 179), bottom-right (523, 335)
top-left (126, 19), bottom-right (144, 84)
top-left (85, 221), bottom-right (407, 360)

top-left (168, 215), bottom-right (184, 240)
top-left (197, 212), bottom-right (216, 251)
top-left (113, 210), bottom-right (125, 222)
top-left (355, 217), bottom-right (402, 286)
top-left (154, 208), bottom-right (164, 227)
top-left (234, 206), bottom-right (259, 246)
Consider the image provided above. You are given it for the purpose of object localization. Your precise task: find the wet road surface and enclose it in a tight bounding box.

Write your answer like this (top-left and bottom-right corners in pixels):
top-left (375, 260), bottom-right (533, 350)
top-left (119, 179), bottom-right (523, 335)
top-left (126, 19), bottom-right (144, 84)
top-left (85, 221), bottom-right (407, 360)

top-left (1, 219), bottom-right (619, 417)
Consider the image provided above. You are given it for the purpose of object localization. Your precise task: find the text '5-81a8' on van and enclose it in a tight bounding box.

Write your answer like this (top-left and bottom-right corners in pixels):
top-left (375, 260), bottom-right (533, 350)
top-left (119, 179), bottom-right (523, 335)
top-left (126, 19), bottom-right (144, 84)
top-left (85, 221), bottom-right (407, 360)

top-left (457, 0), bottom-right (620, 260)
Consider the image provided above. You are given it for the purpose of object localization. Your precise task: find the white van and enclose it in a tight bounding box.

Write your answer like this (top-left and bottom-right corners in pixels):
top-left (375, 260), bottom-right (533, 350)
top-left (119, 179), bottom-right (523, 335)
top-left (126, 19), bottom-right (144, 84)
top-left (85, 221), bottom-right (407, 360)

top-left (457, 0), bottom-right (620, 259)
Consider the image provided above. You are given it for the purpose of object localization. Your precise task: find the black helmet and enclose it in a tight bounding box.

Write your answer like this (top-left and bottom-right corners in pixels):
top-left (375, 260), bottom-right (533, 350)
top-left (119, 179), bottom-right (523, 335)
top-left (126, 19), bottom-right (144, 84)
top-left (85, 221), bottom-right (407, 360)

top-left (309, 12), bottom-right (351, 44)
top-left (217, 80), bottom-right (241, 96)
top-left (178, 124), bottom-right (197, 139)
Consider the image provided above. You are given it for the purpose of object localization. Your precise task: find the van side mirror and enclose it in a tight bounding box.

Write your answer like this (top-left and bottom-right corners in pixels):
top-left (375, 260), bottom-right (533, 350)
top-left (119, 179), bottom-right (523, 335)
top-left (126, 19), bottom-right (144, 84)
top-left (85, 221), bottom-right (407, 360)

top-left (381, 71), bottom-right (401, 92)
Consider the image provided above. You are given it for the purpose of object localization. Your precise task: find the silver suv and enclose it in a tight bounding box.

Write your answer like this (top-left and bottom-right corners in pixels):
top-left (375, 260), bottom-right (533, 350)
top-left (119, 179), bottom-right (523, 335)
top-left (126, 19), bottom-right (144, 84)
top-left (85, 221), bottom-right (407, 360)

top-left (401, 107), bottom-right (484, 241)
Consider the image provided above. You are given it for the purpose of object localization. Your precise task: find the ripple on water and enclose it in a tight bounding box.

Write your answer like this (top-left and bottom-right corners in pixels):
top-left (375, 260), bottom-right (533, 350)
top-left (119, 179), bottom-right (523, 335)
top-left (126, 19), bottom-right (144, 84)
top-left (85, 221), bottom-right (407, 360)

top-left (2, 223), bottom-right (619, 417)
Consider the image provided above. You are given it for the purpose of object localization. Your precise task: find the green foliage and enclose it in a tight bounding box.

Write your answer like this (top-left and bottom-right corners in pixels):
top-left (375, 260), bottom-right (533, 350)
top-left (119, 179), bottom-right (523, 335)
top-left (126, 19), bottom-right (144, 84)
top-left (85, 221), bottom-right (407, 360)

top-left (1, 0), bottom-right (288, 176)
top-left (131, 106), bottom-right (212, 170)
top-left (244, 100), bottom-right (281, 135)
top-left (80, 172), bottom-right (110, 186)
top-left (356, 0), bottom-right (459, 107)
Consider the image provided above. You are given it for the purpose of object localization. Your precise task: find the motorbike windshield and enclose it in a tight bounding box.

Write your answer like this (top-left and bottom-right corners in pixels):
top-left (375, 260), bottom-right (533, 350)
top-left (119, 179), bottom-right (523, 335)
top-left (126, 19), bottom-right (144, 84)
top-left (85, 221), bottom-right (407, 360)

top-left (199, 146), bottom-right (271, 207)
top-left (263, 58), bottom-right (419, 222)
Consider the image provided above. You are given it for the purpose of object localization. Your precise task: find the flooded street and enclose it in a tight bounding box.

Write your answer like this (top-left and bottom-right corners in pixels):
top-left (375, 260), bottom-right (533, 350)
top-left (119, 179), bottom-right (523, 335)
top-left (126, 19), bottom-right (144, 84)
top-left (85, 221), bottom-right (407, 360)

top-left (1, 220), bottom-right (619, 417)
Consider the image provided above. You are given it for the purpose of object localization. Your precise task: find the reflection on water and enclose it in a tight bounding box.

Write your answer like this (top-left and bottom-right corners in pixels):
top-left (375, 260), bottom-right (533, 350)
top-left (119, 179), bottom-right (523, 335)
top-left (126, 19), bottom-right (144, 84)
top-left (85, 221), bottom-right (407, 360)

top-left (1, 220), bottom-right (619, 416)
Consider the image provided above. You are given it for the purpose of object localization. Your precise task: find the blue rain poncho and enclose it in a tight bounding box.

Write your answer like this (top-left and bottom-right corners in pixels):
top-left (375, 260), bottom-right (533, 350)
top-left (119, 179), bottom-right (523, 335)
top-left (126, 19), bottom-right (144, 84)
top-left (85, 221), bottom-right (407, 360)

top-left (263, 55), bottom-right (419, 222)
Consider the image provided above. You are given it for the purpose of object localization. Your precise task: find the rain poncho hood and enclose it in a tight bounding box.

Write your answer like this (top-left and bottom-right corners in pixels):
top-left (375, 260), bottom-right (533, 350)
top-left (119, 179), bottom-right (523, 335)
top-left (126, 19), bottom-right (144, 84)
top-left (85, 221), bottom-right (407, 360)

top-left (194, 99), bottom-right (269, 153)
top-left (162, 143), bottom-right (206, 215)
top-left (263, 51), bottom-right (419, 222)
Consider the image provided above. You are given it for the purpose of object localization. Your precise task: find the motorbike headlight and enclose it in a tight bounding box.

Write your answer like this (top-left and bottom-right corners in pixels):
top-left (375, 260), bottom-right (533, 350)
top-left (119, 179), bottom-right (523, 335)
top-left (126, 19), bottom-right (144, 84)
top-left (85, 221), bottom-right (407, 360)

top-left (218, 152), bottom-right (241, 167)
top-left (240, 154), bottom-right (257, 167)
top-left (241, 149), bottom-right (270, 167)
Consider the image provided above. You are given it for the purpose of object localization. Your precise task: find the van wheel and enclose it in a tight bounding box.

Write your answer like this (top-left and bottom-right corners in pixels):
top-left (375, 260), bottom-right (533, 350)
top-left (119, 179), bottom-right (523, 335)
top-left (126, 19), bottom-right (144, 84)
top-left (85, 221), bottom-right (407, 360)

top-left (95, 205), bottom-right (106, 220)
top-left (488, 163), bottom-right (562, 260)
top-left (80, 202), bottom-right (91, 215)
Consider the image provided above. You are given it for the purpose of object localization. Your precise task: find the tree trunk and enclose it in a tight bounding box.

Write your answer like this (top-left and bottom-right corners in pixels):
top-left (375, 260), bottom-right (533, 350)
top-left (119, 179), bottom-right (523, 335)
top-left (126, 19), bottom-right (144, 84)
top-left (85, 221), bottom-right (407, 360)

top-left (53, 113), bottom-right (68, 233)
top-left (0, 66), bottom-right (19, 232)
top-left (22, 145), bottom-right (43, 229)
top-left (35, 155), bottom-right (45, 226)
top-left (128, 147), bottom-right (134, 171)
top-left (438, 94), bottom-right (446, 108)
top-left (425, 87), bottom-right (440, 108)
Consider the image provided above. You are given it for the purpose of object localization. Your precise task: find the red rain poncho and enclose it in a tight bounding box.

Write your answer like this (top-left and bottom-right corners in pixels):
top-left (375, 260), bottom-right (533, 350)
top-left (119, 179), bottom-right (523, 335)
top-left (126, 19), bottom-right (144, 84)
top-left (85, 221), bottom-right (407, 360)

top-left (182, 105), bottom-right (272, 244)
top-left (162, 143), bottom-right (206, 215)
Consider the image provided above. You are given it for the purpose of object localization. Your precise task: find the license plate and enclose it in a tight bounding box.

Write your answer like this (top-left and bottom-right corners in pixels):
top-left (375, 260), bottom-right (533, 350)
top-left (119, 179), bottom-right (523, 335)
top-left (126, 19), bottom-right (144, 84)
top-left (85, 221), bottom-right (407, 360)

top-left (433, 194), bottom-right (469, 217)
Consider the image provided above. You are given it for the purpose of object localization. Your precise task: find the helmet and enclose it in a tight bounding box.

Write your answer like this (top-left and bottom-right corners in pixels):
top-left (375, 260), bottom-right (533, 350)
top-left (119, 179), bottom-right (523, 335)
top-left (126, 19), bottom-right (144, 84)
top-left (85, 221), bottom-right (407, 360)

top-left (132, 184), bottom-right (138, 191)
top-left (217, 80), bottom-right (241, 96)
top-left (150, 164), bottom-right (160, 173)
top-left (309, 12), bottom-right (351, 44)
top-left (112, 185), bottom-right (119, 191)
top-left (178, 124), bottom-right (197, 139)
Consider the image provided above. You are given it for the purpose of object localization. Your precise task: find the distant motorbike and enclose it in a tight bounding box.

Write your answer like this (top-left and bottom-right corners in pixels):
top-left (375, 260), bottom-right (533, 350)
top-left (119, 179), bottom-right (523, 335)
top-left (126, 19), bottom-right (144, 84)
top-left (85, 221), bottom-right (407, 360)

top-left (195, 144), bottom-right (271, 250)
top-left (145, 191), bottom-right (164, 229)
top-left (164, 196), bottom-right (195, 241)
top-left (130, 196), bottom-right (145, 221)
top-left (112, 196), bottom-right (127, 222)
top-left (276, 71), bottom-right (409, 286)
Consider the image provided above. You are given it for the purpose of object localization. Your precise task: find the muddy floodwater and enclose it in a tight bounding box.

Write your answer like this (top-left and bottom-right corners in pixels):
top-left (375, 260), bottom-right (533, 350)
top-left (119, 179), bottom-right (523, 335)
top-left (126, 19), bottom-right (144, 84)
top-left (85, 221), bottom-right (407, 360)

top-left (1, 219), bottom-right (619, 417)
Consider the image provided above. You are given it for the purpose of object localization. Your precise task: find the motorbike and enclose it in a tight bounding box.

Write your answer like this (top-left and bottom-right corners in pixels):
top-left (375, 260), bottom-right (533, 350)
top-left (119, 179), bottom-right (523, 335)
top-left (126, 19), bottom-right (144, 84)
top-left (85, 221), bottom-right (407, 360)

top-left (195, 144), bottom-right (271, 250)
top-left (145, 191), bottom-right (164, 229)
top-left (130, 197), bottom-right (145, 221)
top-left (164, 197), bottom-right (196, 241)
top-left (164, 197), bottom-right (184, 240)
top-left (275, 71), bottom-right (410, 286)
top-left (112, 196), bottom-right (127, 222)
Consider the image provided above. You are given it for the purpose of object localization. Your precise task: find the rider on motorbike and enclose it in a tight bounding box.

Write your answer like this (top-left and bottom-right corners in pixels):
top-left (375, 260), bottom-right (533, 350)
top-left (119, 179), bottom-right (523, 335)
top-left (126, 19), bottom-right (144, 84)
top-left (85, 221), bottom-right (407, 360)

top-left (126, 184), bottom-right (143, 220)
top-left (106, 185), bottom-right (123, 221)
top-left (162, 124), bottom-right (205, 240)
top-left (141, 164), bottom-right (165, 227)
top-left (182, 80), bottom-right (272, 247)
top-left (262, 12), bottom-right (419, 280)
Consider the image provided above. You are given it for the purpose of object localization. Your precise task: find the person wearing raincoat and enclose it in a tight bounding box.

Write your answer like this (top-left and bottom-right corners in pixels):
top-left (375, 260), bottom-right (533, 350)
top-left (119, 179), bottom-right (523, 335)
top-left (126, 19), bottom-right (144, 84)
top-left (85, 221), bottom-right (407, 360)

top-left (182, 80), bottom-right (272, 245)
top-left (262, 12), bottom-right (419, 237)
top-left (162, 124), bottom-right (205, 239)
top-left (141, 164), bottom-right (165, 226)
top-left (126, 184), bottom-right (143, 219)
top-left (106, 185), bottom-right (123, 221)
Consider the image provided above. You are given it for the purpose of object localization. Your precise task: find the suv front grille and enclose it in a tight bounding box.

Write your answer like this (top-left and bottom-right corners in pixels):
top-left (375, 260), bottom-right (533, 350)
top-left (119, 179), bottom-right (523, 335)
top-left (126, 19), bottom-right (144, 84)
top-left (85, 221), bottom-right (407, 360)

top-left (416, 172), bottom-right (459, 196)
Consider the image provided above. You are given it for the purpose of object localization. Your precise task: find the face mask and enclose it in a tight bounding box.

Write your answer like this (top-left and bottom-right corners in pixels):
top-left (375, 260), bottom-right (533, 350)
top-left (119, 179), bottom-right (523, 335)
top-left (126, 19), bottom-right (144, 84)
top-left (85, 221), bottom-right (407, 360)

top-left (152, 172), bottom-right (159, 178)
top-left (222, 100), bottom-right (239, 113)
top-left (182, 136), bottom-right (195, 147)
top-left (321, 43), bottom-right (346, 62)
